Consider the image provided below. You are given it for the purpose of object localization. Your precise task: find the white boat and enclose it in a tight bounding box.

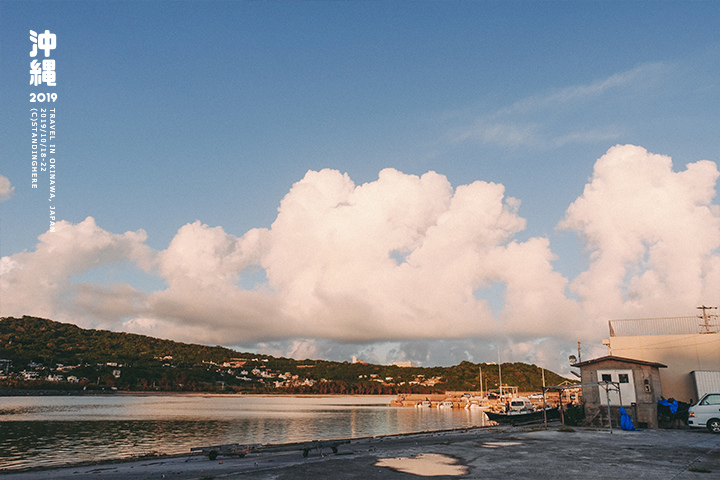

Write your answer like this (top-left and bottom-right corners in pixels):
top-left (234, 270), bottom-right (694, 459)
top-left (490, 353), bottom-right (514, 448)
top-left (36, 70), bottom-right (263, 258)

top-left (438, 400), bottom-right (454, 408)
top-left (415, 400), bottom-right (431, 408)
top-left (464, 397), bottom-right (491, 411)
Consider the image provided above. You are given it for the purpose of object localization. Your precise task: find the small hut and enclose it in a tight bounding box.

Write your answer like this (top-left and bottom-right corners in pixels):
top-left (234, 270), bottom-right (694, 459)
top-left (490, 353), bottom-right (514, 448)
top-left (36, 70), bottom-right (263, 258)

top-left (573, 355), bottom-right (666, 428)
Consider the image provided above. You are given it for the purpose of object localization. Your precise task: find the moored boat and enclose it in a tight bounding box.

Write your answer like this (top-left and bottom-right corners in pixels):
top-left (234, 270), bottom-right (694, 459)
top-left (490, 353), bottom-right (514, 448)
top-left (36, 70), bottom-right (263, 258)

top-left (485, 406), bottom-right (560, 424)
top-left (464, 400), bottom-right (490, 411)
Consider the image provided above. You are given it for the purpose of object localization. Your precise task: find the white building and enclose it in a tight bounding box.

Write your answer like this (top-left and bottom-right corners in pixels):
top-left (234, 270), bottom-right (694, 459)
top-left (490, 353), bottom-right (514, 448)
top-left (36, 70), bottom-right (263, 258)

top-left (606, 312), bottom-right (720, 403)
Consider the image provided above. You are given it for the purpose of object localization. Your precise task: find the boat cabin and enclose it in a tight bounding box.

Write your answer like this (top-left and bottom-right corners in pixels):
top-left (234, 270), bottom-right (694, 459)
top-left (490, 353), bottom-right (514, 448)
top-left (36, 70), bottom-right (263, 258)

top-left (507, 397), bottom-right (534, 413)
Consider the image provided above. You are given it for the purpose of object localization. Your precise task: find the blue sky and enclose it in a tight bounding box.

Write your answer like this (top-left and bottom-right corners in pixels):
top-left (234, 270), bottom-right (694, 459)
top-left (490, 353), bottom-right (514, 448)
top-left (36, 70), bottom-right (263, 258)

top-left (1, 1), bottom-right (719, 373)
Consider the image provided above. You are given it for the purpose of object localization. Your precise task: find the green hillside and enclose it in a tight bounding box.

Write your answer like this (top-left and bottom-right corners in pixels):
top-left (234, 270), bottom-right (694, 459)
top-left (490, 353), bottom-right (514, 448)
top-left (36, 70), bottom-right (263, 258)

top-left (0, 316), bottom-right (573, 394)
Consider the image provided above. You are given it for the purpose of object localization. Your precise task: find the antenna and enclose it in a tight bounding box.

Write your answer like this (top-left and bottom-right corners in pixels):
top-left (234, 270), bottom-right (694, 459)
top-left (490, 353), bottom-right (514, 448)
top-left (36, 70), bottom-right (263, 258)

top-left (697, 305), bottom-right (718, 334)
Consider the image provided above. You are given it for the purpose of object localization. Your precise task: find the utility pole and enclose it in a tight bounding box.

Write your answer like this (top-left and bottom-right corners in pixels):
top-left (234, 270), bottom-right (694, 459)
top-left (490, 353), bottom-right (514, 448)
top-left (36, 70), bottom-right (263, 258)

top-left (697, 305), bottom-right (718, 334)
top-left (577, 342), bottom-right (582, 363)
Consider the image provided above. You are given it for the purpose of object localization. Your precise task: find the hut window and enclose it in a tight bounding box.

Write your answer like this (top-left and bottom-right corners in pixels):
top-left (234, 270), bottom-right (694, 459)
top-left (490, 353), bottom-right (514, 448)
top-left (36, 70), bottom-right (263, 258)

top-left (601, 374), bottom-right (612, 382)
top-left (618, 374), bottom-right (629, 383)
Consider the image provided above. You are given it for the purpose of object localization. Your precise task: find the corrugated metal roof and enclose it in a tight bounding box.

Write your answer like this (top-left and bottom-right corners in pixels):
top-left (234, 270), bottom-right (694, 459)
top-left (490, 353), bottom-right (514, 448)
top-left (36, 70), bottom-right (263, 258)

top-left (572, 355), bottom-right (667, 369)
top-left (691, 370), bottom-right (720, 399)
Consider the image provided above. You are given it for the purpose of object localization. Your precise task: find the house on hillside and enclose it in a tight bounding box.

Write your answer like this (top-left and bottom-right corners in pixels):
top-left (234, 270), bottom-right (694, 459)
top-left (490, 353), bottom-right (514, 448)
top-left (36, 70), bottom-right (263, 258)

top-left (573, 355), bottom-right (666, 429)
top-left (0, 359), bottom-right (11, 377)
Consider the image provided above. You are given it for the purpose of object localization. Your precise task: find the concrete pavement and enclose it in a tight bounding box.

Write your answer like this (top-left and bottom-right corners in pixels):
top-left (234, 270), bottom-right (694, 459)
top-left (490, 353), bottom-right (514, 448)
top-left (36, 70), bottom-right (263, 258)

top-left (2, 425), bottom-right (719, 479)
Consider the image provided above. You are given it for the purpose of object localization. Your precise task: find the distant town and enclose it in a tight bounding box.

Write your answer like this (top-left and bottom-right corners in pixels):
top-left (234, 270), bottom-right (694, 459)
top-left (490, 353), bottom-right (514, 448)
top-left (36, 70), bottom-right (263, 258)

top-left (1, 355), bottom-right (447, 392)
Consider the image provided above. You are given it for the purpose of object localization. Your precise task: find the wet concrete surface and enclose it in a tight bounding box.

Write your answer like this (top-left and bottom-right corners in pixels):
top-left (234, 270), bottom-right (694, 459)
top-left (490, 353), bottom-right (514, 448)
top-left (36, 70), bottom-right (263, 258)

top-left (2, 424), bottom-right (719, 479)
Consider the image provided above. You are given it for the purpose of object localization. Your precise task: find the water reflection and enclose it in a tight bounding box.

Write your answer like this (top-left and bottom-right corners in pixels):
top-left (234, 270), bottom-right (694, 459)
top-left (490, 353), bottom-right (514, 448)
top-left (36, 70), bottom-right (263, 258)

top-left (376, 454), bottom-right (469, 477)
top-left (0, 395), bottom-right (489, 470)
top-left (1, 419), bottom-right (242, 470)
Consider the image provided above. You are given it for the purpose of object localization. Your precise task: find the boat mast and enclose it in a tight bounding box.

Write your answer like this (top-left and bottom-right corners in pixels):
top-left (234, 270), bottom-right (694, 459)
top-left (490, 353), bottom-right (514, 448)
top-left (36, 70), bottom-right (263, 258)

top-left (497, 346), bottom-right (503, 398)
top-left (479, 366), bottom-right (483, 398)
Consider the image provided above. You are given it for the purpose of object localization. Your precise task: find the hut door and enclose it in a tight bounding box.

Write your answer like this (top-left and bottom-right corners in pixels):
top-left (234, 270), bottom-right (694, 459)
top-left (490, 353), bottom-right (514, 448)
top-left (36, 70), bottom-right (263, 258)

top-left (597, 369), bottom-right (636, 406)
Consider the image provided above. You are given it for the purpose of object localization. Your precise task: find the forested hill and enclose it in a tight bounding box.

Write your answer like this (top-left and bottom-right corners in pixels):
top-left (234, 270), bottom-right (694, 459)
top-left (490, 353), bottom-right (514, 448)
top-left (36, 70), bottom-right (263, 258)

top-left (0, 316), bottom-right (573, 394)
top-left (0, 316), bottom-right (240, 366)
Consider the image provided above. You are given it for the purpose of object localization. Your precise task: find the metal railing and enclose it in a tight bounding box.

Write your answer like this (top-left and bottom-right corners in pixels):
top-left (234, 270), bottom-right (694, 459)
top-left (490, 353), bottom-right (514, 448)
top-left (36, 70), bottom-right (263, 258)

top-left (609, 316), bottom-right (719, 337)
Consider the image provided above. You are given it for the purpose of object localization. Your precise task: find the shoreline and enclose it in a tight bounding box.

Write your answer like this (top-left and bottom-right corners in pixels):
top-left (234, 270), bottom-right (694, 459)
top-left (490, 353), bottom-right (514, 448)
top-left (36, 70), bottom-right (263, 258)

top-left (0, 389), bottom-right (397, 397)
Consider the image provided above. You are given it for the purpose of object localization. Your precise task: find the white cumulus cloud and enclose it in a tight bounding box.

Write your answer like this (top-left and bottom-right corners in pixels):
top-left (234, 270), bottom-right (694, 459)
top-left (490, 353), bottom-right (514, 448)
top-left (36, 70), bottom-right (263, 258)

top-left (0, 174), bottom-right (14, 201)
top-left (559, 144), bottom-right (720, 335)
top-left (122, 167), bottom-right (575, 345)
top-left (0, 217), bottom-right (152, 328)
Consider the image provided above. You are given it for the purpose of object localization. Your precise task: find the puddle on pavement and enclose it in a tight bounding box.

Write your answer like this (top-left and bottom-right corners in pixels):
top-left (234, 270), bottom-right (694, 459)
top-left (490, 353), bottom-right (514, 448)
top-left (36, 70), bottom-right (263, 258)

top-left (480, 441), bottom-right (524, 448)
top-left (375, 453), bottom-right (469, 476)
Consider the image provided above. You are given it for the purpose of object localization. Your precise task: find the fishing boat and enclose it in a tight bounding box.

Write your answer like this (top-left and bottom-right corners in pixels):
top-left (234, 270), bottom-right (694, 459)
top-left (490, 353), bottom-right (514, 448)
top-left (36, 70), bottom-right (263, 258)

top-left (485, 406), bottom-right (560, 424)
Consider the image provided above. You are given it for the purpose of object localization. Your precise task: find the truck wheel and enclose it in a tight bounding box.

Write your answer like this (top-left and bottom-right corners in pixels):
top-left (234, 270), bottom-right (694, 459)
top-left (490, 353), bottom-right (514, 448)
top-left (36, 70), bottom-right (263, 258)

top-left (209, 450), bottom-right (219, 460)
top-left (707, 419), bottom-right (720, 434)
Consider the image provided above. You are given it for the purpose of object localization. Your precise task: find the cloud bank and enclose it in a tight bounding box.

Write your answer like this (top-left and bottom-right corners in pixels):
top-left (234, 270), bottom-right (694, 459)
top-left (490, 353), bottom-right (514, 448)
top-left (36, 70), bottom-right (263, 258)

top-left (1, 145), bottom-right (718, 369)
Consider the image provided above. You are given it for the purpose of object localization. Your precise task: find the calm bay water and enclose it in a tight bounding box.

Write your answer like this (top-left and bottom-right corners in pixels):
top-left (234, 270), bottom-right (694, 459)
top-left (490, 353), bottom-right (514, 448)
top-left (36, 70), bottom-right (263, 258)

top-left (0, 394), bottom-right (490, 471)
